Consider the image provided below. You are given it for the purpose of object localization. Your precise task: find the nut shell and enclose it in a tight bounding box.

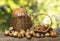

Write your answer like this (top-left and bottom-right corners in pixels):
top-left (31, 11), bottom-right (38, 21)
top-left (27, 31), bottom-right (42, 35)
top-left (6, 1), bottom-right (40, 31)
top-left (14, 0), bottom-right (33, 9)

top-left (13, 31), bottom-right (18, 37)
top-left (41, 34), bottom-right (44, 37)
top-left (50, 30), bottom-right (57, 37)
top-left (35, 33), bottom-right (40, 38)
top-left (9, 33), bottom-right (13, 37)
top-left (18, 33), bottom-right (22, 38)
top-left (45, 33), bottom-right (49, 37)
top-left (26, 35), bottom-right (31, 39)
top-left (4, 30), bottom-right (10, 36)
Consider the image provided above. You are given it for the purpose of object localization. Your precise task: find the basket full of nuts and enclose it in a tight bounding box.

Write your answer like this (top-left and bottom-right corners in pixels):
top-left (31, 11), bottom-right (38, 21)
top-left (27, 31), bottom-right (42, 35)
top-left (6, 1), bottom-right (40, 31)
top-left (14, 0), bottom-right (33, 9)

top-left (30, 14), bottom-right (57, 37)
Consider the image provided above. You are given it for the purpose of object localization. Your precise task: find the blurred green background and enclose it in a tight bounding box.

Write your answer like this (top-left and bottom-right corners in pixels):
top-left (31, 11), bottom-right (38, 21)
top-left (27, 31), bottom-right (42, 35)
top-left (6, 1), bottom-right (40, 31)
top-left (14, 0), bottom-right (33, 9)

top-left (0, 0), bottom-right (60, 32)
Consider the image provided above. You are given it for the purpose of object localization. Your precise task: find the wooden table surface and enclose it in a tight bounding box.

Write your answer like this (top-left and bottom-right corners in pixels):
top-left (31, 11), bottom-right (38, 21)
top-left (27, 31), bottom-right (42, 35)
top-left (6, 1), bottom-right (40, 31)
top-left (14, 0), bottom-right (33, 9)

top-left (0, 33), bottom-right (60, 41)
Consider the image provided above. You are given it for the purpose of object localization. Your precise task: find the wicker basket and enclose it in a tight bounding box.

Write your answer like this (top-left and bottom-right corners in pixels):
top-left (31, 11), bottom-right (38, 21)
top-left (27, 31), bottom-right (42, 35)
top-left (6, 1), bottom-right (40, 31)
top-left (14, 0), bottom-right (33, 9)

top-left (30, 14), bottom-right (52, 33)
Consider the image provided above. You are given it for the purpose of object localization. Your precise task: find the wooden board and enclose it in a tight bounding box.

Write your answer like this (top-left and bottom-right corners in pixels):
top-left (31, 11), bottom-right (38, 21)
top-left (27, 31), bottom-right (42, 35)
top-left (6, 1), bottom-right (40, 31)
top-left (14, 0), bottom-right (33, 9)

top-left (0, 33), bottom-right (60, 41)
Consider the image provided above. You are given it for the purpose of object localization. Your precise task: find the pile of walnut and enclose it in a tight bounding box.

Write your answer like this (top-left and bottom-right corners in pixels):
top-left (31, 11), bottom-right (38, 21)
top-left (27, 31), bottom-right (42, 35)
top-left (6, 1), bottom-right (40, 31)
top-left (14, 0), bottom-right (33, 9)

top-left (4, 24), bottom-right (57, 39)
